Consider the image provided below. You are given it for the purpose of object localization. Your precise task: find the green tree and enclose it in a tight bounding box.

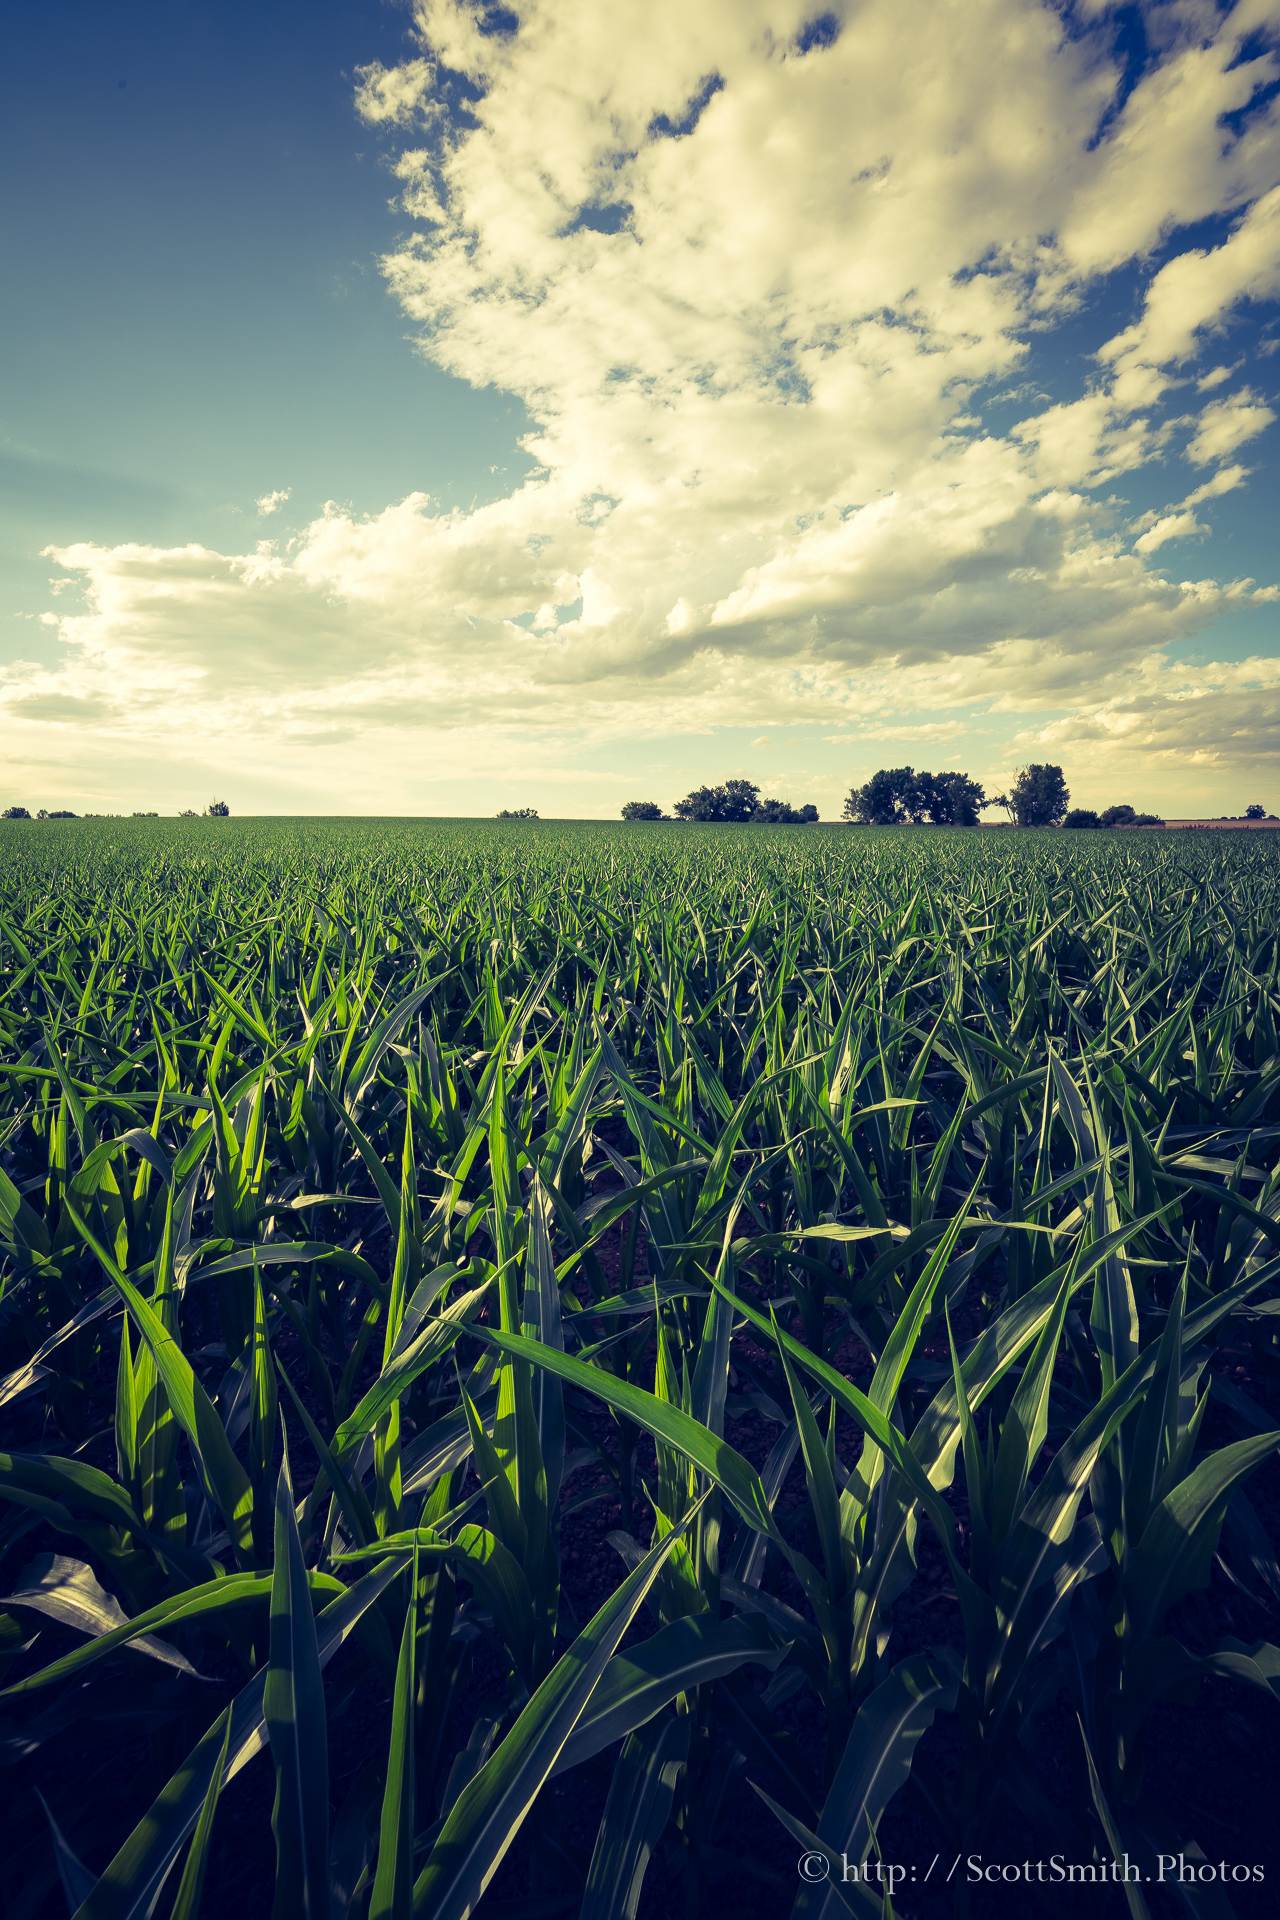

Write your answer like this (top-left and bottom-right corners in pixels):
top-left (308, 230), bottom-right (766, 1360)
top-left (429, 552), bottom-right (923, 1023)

top-left (1245, 803), bottom-right (1266, 820)
top-left (717, 778), bottom-right (760, 820)
top-left (621, 801), bottom-right (665, 820)
top-left (925, 771), bottom-right (985, 826)
top-left (1008, 763), bottom-right (1069, 827)
top-left (496, 807), bottom-right (539, 819)
top-left (755, 797), bottom-right (819, 823)
top-left (1063, 808), bottom-right (1102, 829)
top-left (674, 785), bottom-right (720, 820)
top-left (674, 780), bottom-right (760, 821)
top-left (2, 805), bottom-right (31, 820)
top-left (844, 767), bottom-right (982, 825)
top-left (843, 767), bottom-right (924, 824)
top-left (206, 799), bottom-right (231, 818)
top-left (1101, 803), bottom-right (1163, 827)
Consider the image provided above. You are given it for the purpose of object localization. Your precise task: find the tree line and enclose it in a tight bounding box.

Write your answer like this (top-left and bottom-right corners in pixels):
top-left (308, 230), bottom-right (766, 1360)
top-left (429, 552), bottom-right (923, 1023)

top-left (2, 801), bottom-right (231, 821)
top-left (842, 762), bottom-right (1172, 827)
top-left (840, 763), bottom-right (1092, 826)
top-left (619, 766), bottom-right (1270, 828)
top-left (5, 784), bottom-right (1272, 828)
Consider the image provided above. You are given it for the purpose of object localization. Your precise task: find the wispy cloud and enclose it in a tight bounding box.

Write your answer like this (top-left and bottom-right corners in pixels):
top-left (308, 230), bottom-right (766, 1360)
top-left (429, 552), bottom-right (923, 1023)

top-left (353, 58), bottom-right (433, 127)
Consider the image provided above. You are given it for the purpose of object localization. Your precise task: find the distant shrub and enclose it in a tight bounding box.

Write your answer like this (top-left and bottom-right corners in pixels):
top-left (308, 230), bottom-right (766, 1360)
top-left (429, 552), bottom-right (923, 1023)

top-left (755, 798), bottom-right (819, 823)
top-left (621, 801), bottom-right (665, 820)
top-left (497, 807), bottom-right (539, 820)
top-left (206, 800), bottom-right (231, 817)
top-left (1063, 809), bottom-right (1102, 829)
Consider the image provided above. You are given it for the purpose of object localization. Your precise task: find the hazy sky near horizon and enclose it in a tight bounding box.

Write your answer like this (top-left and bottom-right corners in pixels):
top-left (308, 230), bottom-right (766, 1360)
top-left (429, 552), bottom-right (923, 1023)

top-left (3, 0), bottom-right (1279, 818)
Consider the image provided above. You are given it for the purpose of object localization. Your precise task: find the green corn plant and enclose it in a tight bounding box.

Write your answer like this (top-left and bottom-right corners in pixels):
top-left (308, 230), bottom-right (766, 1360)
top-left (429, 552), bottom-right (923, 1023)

top-left (1, 818), bottom-right (1278, 1916)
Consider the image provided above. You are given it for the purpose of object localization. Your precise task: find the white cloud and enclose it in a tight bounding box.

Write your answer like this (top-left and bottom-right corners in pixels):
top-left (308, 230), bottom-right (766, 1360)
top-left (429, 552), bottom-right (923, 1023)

top-left (8, 0), bottom-right (1280, 811)
top-left (1100, 187), bottom-right (1280, 381)
top-left (829, 718), bottom-right (968, 743)
top-left (391, 150), bottom-right (449, 222)
top-left (1183, 462), bottom-right (1251, 505)
top-left (354, 58), bottom-right (434, 126)
top-left (1134, 509), bottom-right (1207, 555)
top-left (1058, 39), bottom-right (1280, 278)
top-left (1186, 389), bottom-right (1277, 464)
top-left (256, 488), bottom-right (292, 516)
top-left (1020, 652), bottom-right (1280, 789)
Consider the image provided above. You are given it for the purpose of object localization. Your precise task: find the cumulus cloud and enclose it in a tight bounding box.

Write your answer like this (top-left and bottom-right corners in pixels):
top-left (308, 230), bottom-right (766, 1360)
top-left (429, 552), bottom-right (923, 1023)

top-left (1021, 652), bottom-right (1280, 784)
top-left (1183, 462), bottom-right (1251, 505)
top-left (8, 0), bottom-right (1280, 810)
top-left (1133, 509), bottom-right (1207, 555)
top-left (1185, 389), bottom-right (1277, 464)
top-left (256, 488), bottom-right (292, 516)
top-left (1100, 187), bottom-right (1280, 381)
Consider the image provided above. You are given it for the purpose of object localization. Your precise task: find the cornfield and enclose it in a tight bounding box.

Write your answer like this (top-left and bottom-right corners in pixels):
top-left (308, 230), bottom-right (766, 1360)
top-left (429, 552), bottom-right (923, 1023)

top-left (2, 816), bottom-right (1279, 1918)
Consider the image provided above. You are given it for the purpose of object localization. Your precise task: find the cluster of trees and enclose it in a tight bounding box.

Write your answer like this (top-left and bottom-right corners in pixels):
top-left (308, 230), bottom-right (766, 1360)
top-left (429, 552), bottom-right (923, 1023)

top-left (617, 764), bottom-right (1186, 829)
top-left (1063, 802), bottom-right (1164, 829)
top-left (496, 807), bottom-right (539, 820)
top-left (991, 770), bottom-right (1168, 829)
top-left (843, 767), bottom-right (986, 826)
top-left (840, 763), bottom-right (1177, 829)
top-left (844, 765), bottom-right (1166, 830)
top-left (3, 802), bottom-right (231, 820)
top-left (754, 797), bottom-right (820, 822)
top-left (623, 781), bottom-right (819, 822)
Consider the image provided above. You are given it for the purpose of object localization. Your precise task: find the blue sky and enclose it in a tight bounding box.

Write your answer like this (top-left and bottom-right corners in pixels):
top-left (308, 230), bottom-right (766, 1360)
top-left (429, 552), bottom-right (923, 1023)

top-left (2, 0), bottom-right (1278, 817)
top-left (1, 1), bottom-right (528, 653)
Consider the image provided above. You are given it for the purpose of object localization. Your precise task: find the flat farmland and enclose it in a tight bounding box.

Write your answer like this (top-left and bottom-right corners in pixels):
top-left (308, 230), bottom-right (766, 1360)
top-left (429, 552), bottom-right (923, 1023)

top-left (2, 818), bottom-right (1279, 1918)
